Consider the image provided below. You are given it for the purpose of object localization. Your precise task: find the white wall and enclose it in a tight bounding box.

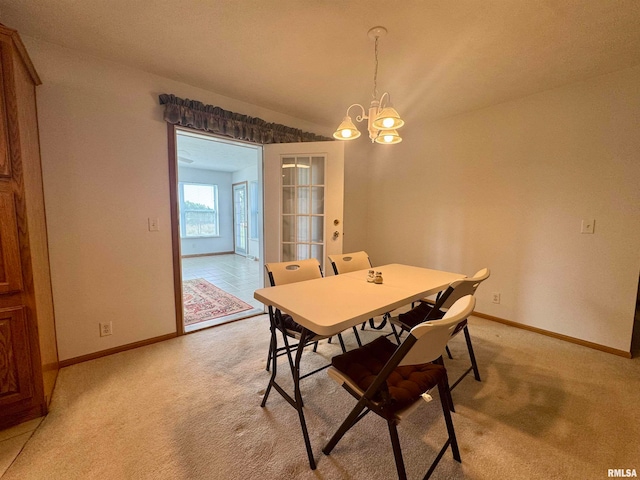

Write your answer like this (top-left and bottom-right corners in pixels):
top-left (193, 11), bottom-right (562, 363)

top-left (342, 141), bottom-right (373, 256)
top-left (361, 65), bottom-right (640, 353)
top-left (25, 37), bottom-right (330, 361)
top-left (23, 34), bottom-right (640, 359)
top-left (178, 167), bottom-right (233, 256)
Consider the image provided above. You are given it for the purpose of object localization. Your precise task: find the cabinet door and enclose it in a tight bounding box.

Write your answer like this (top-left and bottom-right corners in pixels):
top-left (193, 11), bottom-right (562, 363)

top-left (0, 306), bottom-right (33, 406)
top-left (0, 188), bottom-right (23, 293)
top-left (0, 42), bottom-right (10, 178)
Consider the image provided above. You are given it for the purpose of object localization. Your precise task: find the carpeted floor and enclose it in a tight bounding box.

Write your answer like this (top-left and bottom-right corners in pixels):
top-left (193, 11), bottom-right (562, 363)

top-left (3, 314), bottom-right (639, 479)
top-left (182, 278), bottom-right (252, 325)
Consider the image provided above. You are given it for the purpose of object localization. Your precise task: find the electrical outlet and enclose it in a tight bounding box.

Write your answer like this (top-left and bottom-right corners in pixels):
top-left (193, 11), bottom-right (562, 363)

top-left (100, 321), bottom-right (113, 337)
top-left (492, 292), bottom-right (501, 304)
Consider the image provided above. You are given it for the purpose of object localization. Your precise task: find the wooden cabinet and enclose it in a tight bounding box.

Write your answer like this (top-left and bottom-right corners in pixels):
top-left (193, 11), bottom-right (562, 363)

top-left (0, 24), bottom-right (58, 429)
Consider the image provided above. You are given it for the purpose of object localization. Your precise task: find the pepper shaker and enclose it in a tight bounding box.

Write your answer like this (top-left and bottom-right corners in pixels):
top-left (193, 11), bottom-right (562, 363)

top-left (374, 272), bottom-right (383, 284)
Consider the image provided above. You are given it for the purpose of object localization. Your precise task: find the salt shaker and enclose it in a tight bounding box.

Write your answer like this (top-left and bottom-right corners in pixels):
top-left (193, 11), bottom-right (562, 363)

top-left (367, 270), bottom-right (375, 283)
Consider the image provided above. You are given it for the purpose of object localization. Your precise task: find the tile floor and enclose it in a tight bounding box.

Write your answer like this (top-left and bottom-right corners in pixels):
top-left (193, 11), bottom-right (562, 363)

top-left (0, 417), bottom-right (43, 477)
top-left (181, 253), bottom-right (265, 332)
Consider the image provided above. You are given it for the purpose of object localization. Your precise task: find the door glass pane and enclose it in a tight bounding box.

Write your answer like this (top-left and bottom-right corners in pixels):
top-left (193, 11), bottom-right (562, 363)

top-left (297, 187), bottom-right (309, 214)
top-left (282, 157), bottom-right (295, 185)
top-left (311, 216), bottom-right (323, 243)
top-left (297, 157), bottom-right (310, 185)
top-left (282, 244), bottom-right (295, 262)
top-left (297, 244), bottom-right (309, 260)
top-left (282, 216), bottom-right (294, 242)
top-left (311, 187), bottom-right (324, 214)
top-left (282, 187), bottom-right (294, 214)
top-left (311, 245), bottom-right (323, 265)
top-left (296, 216), bottom-right (309, 242)
top-left (311, 156), bottom-right (324, 184)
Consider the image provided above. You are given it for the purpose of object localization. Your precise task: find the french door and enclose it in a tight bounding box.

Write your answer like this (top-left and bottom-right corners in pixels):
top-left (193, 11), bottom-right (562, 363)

top-left (233, 182), bottom-right (248, 256)
top-left (263, 141), bottom-right (344, 275)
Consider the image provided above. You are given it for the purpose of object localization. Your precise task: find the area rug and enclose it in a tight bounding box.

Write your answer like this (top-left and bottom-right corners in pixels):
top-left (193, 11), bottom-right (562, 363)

top-left (182, 278), bottom-right (253, 325)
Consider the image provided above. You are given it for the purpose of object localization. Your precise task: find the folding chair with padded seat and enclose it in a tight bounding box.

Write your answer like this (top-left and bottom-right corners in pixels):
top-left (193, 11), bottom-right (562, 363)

top-left (323, 296), bottom-right (476, 480)
top-left (328, 251), bottom-right (389, 336)
top-left (263, 258), bottom-right (348, 382)
top-left (390, 268), bottom-right (490, 391)
top-left (261, 258), bottom-right (350, 470)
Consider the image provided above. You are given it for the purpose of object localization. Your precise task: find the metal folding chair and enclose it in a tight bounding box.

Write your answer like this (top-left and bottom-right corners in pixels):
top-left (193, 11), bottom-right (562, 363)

top-left (323, 296), bottom-right (476, 479)
top-left (390, 268), bottom-right (490, 390)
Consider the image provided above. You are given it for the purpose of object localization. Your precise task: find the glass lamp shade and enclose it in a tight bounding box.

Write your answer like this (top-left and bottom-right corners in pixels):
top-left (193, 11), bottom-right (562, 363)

top-left (374, 129), bottom-right (402, 144)
top-left (333, 116), bottom-right (361, 140)
top-left (372, 107), bottom-right (405, 130)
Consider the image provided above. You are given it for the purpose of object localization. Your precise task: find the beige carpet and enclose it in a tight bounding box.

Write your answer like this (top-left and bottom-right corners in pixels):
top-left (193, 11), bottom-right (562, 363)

top-left (3, 314), bottom-right (640, 479)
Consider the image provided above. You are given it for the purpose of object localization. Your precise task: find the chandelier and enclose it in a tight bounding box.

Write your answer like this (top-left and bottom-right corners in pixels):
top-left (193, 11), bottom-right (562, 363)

top-left (333, 26), bottom-right (404, 144)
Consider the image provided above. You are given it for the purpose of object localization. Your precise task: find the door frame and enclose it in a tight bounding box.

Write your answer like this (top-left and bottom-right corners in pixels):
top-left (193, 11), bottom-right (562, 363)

top-left (167, 124), bottom-right (264, 335)
top-left (167, 123), bottom-right (185, 334)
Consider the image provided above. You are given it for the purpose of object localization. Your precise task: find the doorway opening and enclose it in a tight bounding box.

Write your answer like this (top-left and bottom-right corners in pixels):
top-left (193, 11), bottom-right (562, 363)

top-left (172, 127), bottom-right (264, 333)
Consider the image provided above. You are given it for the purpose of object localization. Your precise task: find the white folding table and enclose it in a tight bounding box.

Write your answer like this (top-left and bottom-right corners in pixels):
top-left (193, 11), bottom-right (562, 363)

top-left (253, 264), bottom-right (464, 470)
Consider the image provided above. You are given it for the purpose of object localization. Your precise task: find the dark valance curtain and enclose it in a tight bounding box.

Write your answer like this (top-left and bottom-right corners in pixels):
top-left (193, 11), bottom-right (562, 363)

top-left (159, 94), bottom-right (331, 143)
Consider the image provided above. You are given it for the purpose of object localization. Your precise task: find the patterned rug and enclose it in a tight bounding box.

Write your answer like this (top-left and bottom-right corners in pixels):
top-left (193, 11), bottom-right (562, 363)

top-left (182, 278), bottom-right (253, 325)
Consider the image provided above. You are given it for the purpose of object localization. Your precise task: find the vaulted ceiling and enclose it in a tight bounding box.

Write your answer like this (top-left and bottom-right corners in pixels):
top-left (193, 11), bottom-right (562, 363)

top-left (2, 0), bottom-right (640, 129)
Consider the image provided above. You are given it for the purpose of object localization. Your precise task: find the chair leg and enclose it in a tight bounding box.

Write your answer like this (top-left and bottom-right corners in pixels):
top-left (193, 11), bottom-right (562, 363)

top-left (323, 399), bottom-right (368, 455)
top-left (361, 321), bottom-right (366, 331)
top-left (391, 324), bottom-right (402, 344)
top-left (337, 333), bottom-right (347, 353)
top-left (261, 328), bottom-right (278, 406)
top-left (387, 420), bottom-right (408, 480)
top-left (445, 345), bottom-right (453, 359)
top-left (293, 329), bottom-right (317, 470)
top-left (463, 325), bottom-right (481, 382)
top-left (437, 377), bottom-right (461, 463)
top-left (352, 326), bottom-right (363, 347)
top-left (433, 356), bottom-right (455, 412)
top-left (266, 339), bottom-right (272, 372)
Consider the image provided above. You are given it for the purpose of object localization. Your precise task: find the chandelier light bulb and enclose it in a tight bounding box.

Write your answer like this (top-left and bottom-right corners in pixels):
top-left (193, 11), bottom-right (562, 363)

top-left (382, 117), bottom-right (395, 128)
top-left (333, 115), bottom-right (361, 140)
top-left (374, 129), bottom-right (402, 144)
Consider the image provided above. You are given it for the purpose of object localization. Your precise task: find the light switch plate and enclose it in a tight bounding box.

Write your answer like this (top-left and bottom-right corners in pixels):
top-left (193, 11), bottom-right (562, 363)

top-left (581, 219), bottom-right (595, 234)
top-left (148, 217), bottom-right (159, 232)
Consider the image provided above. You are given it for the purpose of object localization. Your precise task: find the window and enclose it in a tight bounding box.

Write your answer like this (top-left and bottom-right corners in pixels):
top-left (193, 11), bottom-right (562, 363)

top-left (179, 182), bottom-right (219, 237)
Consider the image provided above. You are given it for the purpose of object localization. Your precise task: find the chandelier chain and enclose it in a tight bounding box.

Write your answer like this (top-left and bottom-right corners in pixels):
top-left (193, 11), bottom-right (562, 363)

top-left (372, 36), bottom-right (379, 100)
top-left (333, 26), bottom-right (403, 144)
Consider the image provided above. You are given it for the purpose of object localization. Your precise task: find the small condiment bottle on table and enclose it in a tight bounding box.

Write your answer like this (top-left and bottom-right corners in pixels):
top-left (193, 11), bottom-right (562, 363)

top-left (367, 270), bottom-right (375, 283)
